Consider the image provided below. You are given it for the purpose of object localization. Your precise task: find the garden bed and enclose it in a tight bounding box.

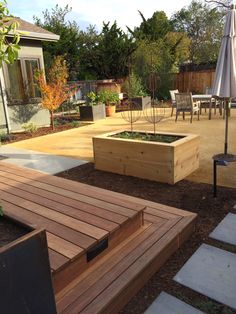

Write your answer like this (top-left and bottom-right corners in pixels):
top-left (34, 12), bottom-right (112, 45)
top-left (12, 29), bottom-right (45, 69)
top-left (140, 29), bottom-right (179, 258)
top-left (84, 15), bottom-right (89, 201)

top-left (93, 130), bottom-right (200, 184)
top-left (0, 216), bottom-right (29, 247)
top-left (57, 162), bottom-right (236, 314)
top-left (0, 115), bottom-right (90, 144)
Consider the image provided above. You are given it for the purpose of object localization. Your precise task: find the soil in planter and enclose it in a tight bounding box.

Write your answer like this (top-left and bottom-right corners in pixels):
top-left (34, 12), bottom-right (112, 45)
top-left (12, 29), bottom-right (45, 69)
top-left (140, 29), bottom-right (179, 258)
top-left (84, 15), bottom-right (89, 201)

top-left (0, 216), bottom-right (29, 247)
top-left (111, 131), bottom-right (184, 143)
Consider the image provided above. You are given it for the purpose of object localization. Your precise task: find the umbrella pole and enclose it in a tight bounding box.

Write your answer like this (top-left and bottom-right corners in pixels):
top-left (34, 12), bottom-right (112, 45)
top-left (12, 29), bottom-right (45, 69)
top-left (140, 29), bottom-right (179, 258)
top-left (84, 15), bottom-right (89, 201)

top-left (224, 100), bottom-right (229, 155)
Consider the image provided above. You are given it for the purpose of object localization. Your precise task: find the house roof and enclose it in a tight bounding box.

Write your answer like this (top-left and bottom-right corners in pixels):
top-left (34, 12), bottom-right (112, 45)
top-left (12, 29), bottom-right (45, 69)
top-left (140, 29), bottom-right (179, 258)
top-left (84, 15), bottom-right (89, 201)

top-left (7, 17), bottom-right (60, 42)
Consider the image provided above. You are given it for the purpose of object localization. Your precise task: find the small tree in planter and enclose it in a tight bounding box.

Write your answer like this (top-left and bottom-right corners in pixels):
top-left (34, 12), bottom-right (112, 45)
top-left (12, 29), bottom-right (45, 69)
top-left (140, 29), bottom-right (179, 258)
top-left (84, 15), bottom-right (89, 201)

top-left (36, 56), bottom-right (70, 130)
top-left (98, 90), bottom-right (119, 117)
top-left (122, 73), bottom-right (150, 110)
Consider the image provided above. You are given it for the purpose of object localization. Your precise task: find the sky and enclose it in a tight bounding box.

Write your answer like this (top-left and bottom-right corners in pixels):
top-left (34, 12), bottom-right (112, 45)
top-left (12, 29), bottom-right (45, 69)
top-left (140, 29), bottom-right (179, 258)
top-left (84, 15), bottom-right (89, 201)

top-left (8, 0), bottom-right (192, 31)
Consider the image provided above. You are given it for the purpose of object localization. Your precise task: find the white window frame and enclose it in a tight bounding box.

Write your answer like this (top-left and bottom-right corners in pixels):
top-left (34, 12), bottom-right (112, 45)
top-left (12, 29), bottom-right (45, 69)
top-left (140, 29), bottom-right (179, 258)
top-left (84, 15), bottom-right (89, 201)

top-left (3, 56), bottom-right (43, 105)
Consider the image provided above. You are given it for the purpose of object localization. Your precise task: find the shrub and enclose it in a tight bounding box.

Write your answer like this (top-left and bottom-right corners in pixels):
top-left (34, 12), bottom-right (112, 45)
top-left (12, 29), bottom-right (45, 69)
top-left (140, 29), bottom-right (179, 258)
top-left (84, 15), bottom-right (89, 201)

top-left (122, 73), bottom-right (147, 98)
top-left (22, 122), bottom-right (38, 134)
top-left (98, 90), bottom-right (119, 106)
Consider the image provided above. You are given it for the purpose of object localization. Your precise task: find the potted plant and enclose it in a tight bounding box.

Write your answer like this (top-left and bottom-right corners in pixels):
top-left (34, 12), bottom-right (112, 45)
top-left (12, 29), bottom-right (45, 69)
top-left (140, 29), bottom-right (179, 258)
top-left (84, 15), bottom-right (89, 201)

top-left (98, 90), bottom-right (119, 117)
top-left (79, 92), bottom-right (106, 121)
top-left (122, 73), bottom-right (151, 110)
top-left (0, 203), bottom-right (56, 312)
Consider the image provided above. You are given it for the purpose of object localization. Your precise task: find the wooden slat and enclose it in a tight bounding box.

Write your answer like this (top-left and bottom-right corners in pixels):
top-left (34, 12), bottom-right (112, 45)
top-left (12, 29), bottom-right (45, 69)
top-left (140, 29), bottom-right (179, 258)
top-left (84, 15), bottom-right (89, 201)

top-left (0, 188), bottom-right (108, 240)
top-left (57, 219), bottom-right (178, 313)
top-left (56, 224), bottom-right (158, 312)
top-left (144, 213), bottom-right (167, 224)
top-left (0, 169), bottom-right (128, 225)
top-left (145, 206), bottom-right (180, 220)
top-left (46, 233), bottom-right (83, 260)
top-left (79, 218), bottom-right (194, 314)
top-left (0, 162), bottom-right (144, 212)
top-left (2, 201), bottom-right (94, 249)
top-left (48, 249), bottom-right (69, 272)
top-left (0, 175), bottom-right (119, 232)
top-left (0, 163), bottom-right (142, 216)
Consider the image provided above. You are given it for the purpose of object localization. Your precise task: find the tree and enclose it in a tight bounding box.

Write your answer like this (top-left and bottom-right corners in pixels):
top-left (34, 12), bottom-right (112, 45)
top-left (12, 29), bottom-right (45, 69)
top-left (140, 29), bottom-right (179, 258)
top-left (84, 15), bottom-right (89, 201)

top-left (36, 56), bottom-right (69, 130)
top-left (76, 25), bottom-right (101, 80)
top-left (0, 1), bottom-right (20, 66)
top-left (171, 0), bottom-right (225, 64)
top-left (131, 11), bottom-right (172, 41)
top-left (34, 5), bottom-right (80, 80)
top-left (88, 21), bottom-right (137, 79)
top-left (128, 11), bottom-right (190, 98)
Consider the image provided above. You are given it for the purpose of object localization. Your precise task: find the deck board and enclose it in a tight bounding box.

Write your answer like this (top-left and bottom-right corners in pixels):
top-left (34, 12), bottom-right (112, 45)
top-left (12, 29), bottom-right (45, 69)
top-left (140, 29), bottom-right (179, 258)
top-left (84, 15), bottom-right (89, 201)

top-left (0, 162), bottom-right (144, 278)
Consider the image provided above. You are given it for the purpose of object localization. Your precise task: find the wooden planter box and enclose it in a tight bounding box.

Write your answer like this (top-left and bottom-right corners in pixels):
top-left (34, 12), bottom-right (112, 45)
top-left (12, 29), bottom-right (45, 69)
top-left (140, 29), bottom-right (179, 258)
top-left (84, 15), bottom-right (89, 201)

top-left (0, 217), bottom-right (56, 313)
top-left (93, 130), bottom-right (200, 184)
top-left (79, 103), bottom-right (106, 121)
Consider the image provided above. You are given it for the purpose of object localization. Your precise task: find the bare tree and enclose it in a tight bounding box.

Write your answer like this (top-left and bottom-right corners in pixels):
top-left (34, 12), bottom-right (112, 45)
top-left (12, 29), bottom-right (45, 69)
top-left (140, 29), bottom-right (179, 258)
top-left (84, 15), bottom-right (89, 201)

top-left (205, 0), bottom-right (231, 9)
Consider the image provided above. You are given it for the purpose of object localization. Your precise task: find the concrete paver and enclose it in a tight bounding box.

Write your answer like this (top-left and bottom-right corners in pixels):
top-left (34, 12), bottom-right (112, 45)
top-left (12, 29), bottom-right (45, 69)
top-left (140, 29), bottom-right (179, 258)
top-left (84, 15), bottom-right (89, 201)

top-left (0, 146), bottom-right (87, 174)
top-left (210, 213), bottom-right (236, 246)
top-left (144, 292), bottom-right (204, 314)
top-left (174, 244), bottom-right (236, 310)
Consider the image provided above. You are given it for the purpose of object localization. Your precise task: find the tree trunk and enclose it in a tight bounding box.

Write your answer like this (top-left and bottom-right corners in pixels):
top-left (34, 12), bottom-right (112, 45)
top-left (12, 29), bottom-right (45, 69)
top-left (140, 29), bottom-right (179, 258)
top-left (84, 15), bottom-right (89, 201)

top-left (50, 110), bottom-right (54, 130)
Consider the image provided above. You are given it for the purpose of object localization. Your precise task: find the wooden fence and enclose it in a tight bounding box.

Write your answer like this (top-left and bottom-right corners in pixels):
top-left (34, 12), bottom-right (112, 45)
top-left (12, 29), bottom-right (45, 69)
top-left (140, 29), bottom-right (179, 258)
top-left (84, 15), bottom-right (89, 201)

top-left (173, 69), bottom-right (215, 94)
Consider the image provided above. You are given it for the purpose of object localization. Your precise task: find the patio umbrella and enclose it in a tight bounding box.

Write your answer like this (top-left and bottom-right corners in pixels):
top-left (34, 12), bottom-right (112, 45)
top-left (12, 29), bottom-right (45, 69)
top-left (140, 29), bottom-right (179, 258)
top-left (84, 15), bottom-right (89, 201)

top-left (212, 4), bottom-right (236, 155)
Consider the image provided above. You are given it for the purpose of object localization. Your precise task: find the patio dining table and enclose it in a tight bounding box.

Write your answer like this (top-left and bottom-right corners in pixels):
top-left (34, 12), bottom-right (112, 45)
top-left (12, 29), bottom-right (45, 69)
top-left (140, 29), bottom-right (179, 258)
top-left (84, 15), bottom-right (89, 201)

top-left (192, 94), bottom-right (214, 120)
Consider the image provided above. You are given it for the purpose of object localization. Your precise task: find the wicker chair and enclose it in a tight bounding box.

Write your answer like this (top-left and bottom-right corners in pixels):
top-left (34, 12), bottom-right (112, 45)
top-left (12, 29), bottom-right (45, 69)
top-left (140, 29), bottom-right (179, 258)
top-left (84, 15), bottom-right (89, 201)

top-left (175, 93), bottom-right (200, 123)
top-left (169, 89), bottom-right (179, 116)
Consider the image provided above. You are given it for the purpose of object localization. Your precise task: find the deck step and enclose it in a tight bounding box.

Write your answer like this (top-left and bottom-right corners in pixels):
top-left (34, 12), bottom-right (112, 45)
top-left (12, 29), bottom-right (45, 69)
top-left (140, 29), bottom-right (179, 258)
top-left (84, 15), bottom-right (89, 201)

top-left (0, 162), bottom-right (144, 293)
top-left (56, 210), bottom-right (196, 314)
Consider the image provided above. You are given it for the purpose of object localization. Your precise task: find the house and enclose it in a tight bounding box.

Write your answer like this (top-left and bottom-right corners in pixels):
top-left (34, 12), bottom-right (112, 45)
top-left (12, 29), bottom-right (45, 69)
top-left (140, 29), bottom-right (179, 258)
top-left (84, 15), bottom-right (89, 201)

top-left (0, 17), bottom-right (59, 132)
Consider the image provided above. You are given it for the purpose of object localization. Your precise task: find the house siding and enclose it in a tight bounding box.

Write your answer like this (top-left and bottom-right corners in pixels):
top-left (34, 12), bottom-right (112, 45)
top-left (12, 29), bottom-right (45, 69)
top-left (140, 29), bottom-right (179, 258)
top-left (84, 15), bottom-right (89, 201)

top-left (2, 39), bottom-right (50, 132)
top-left (0, 96), bottom-right (7, 130)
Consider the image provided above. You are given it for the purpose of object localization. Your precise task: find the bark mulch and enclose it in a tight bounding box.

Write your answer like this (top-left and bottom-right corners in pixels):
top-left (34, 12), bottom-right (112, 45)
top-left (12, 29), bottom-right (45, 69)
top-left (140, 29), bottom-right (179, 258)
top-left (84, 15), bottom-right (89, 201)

top-left (57, 163), bottom-right (236, 314)
top-left (0, 216), bottom-right (29, 247)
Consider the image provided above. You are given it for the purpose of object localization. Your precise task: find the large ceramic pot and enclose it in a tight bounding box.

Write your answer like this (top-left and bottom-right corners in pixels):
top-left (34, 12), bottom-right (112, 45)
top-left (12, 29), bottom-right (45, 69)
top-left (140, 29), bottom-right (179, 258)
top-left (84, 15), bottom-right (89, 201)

top-left (105, 105), bottom-right (116, 117)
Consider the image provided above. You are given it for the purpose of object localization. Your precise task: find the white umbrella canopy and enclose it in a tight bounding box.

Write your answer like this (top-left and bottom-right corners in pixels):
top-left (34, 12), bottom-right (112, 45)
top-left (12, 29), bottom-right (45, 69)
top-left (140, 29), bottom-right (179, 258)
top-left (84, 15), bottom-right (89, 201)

top-left (212, 4), bottom-right (236, 154)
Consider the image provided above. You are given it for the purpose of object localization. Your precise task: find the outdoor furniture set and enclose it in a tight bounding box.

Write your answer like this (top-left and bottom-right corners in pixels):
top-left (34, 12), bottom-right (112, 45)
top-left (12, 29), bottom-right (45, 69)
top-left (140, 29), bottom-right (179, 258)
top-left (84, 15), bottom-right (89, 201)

top-left (170, 89), bottom-right (225, 122)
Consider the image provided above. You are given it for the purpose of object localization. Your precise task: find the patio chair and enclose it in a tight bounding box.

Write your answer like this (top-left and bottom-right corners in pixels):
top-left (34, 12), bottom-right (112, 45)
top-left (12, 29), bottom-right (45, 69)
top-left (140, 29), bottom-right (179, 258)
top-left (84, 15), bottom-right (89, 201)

top-left (169, 89), bottom-right (179, 116)
top-left (175, 92), bottom-right (200, 123)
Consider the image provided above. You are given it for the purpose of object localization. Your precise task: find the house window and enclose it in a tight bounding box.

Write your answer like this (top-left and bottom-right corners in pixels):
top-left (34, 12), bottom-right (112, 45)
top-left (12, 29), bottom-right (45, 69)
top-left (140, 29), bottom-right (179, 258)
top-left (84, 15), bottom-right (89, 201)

top-left (5, 58), bottom-right (42, 104)
top-left (25, 59), bottom-right (41, 98)
top-left (7, 60), bottom-right (25, 101)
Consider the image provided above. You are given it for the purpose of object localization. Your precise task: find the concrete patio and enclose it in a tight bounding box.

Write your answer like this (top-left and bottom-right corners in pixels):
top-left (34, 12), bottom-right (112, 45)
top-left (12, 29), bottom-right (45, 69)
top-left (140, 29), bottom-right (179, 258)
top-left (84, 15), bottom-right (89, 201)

top-left (3, 108), bottom-right (236, 188)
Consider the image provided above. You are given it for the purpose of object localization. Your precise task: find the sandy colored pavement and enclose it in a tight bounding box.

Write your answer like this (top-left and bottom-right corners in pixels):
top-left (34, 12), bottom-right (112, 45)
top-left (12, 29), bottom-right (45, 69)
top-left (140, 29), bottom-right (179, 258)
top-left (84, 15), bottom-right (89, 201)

top-left (6, 109), bottom-right (236, 188)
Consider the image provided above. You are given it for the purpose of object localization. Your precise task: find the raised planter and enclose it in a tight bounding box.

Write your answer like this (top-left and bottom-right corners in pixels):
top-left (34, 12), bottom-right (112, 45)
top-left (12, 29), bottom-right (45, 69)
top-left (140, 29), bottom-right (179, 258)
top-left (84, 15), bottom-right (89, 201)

top-left (93, 130), bottom-right (200, 184)
top-left (79, 103), bottom-right (106, 121)
top-left (131, 96), bottom-right (151, 110)
top-left (0, 216), bottom-right (56, 313)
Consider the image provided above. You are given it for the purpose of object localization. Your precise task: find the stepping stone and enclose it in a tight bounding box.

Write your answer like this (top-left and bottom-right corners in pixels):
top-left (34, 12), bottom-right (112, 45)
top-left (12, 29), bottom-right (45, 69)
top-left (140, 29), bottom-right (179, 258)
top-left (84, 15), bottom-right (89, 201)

top-left (210, 213), bottom-right (236, 246)
top-left (174, 244), bottom-right (236, 310)
top-left (144, 292), bottom-right (203, 314)
top-left (0, 146), bottom-right (88, 174)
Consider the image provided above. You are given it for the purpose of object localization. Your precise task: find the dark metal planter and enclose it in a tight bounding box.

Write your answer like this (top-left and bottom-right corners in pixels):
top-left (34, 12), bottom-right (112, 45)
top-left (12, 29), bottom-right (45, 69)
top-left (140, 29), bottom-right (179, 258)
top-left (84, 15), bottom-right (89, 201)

top-left (0, 220), bottom-right (56, 314)
top-left (79, 103), bottom-right (106, 121)
top-left (131, 96), bottom-right (151, 110)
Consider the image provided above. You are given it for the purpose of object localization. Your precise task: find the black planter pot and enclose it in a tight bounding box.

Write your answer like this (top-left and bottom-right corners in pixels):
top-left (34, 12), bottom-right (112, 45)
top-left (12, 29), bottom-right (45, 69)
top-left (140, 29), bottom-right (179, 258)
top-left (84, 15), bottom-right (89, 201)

top-left (0, 218), bottom-right (56, 314)
top-left (79, 103), bottom-right (106, 121)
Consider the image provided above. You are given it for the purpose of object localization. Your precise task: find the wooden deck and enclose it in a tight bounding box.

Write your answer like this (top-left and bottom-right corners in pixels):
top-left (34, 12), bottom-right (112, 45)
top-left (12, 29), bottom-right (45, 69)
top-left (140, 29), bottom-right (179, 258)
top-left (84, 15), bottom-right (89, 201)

top-left (0, 161), bottom-right (197, 313)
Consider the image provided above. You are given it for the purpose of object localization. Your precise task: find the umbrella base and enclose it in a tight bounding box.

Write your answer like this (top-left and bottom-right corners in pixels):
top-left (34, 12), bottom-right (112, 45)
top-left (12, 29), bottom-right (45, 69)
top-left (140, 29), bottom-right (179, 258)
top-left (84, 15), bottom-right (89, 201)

top-left (212, 153), bottom-right (236, 197)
